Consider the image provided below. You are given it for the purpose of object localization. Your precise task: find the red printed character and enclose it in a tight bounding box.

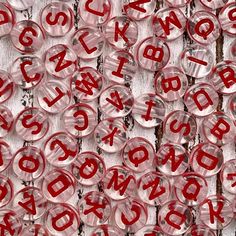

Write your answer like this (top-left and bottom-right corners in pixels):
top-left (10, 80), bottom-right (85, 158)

top-left (13, 146), bottom-right (45, 181)
top-left (138, 171), bottom-right (171, 206)
top-left (63, 103), bottom-right (97, 138)
top-left (158, 200), bottom-right (192, 235)
top-left (190, 143), bottom-right (223, 177)
top-left (0, 210), bottom-right (22, 236)
top-left (10, 20), bottom-right (45, 53)
top-left (15, 107), bottom-right (49, 142)
top-left (113, 198), bottom-right (147, 233)
top-left (12, 187), bottom-right (47, 221)
top-left (42, 169), bottom-right (76, 203)
top-left (174, 172), bottom-right (208, 206)
top-left (94, 118), bottom-right (128, 152)
top-left (202, 112), bottom-right (236, 146)
top-left (71, 27), bottom-right (105, 59)
top-left (102, 166), bottom-right (136, 200)
top-left (78, 191), bottom-right (111, 226)
top-left (123, 0), bottom-right (156, 21)
top-left (44, 132), bottom-right (78, 167)
top-left (187, 11), bottom-right (220, 45)
top-left (11, 56), bottom-right (45, 89)
top-left (0, 70), bottom-right (14, 104)
top-left (0, 105), bottom-right (13, 138)
top-left (199, 195), bottom-right (233, 230)
top-left (0, 3), bottom-right (15, 37)
top-left (0, 175), bottom-right (13, 208)
top-left (220, 159), bottom-right (236, 194)
top-left (40, 2), bottom-right (73, 37)
top-left (152, 8), bottom-right (186, 41)
top-left (137, 37), bottom-right (170, 71)
top-left (72, 67), bottom-right (104, 102)
top-left (163, 110), bottom-right (197, 144)
top-left (45, 203), bottom-right (80, 236)
top-left (71, 151), bottom-right (106, 186)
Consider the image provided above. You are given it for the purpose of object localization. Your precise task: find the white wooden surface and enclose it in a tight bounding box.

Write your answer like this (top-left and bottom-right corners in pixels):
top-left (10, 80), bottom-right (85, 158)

top-left (0, 0), bottom-right (235, 235)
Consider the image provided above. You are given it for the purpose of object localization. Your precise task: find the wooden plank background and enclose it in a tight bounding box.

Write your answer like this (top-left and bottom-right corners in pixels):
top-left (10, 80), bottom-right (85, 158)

top-left (0, 0), bottom-right (235, 235)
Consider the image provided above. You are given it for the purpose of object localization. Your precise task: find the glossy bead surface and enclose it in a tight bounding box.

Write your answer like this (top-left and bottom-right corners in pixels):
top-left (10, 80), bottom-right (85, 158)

top-left (10, 20), bottom-right (45, 53)
top-left (37, 80), bottom-right (71, 114)
top-left (19, 224), bottom-right (50, 236)
top-left (7, 0), bottom-right (35, 10)
top-left (112, 198), bottom-right (147, 233)
top-left (165, 0), bottom-right (192, 7)
top-left (135, 225), bottom-right (165, 236)
top-left (180, 45), bottom-right (214, 78)
top-left (154, 66), bottom-right (188, 102)
top-left (10, 55), bottom-right (45, 89)
top-left (104, 50), bottom-right (137, 84)
top-left (72, 67), bottom-right (104, 102)
top-left (199, 195), bottom-right (233, 230)
top-left (122, 0), bottom-right (156, 21)
top-left (78, 191), bottom-right (111, 226)
top-left (62, 103), bottom-right (97, 138)
top-left (0, 105), bottom-right (13, 137)
top-left (0, 3), bottom-right (15, 37)
top-left (158, 200), bottom-right (192, 235)
top-left (12, 187), bottom-right (47, 220)
top-left (187, 11), bottom-right (220, 45)
top-left (152, 7), bottom-right (186, 41)
top-left (201, 112), bottom-right (236, 146)
top-left (15, 107), bottom-right (49, 141)
top-left (163, 110), bottom-right (197, 144)
top-left (99, 85), bottom-right (134, 118)
top-left (13, 146), bottom-right (45, 181)
top-left (79, 0), bottom-right (111, 26)
top-left (94, 118), bottom-right (128, 153)
top-left (123, 137), bottom-right (155, 172)
top-left (199, 0), bottom-right (229, 10)
top-left (0, 174), bottom-right (13, 208)
top-left (0, 141), bottom-right (12, 173)
top-left (190, 143), bottom-right (224, 177)
top-left (184, 225), bottom-right (216, 236)
top-left (91, 225), bottom-right (125, 236)
top-left (227, 93), bottom-right (236, 121)
top-left (138, 171), bottom-right (171, 206)
top-left (44, 44), bottom-right (77, 79)
top-left (132, 93), bottom-right (166, 128)
top-left (209, 60), bottom-right (236, 94)
top-left (71, 151), bottom-right (106, 186)
top-left (156, 143), bottom-right (189, 176)
top-left (0, 70), bottom-right (14, 104)
top-left (71, 27), bottom-right (105, 59)
top-left (229, 39), bottom-right (236, 60)
top-left (40, 2), bottom-right (74, 37)
top-left (184, 83), bottom-right (219, 117)
top-left (137, 37), bottom-right (170, 71)
top-left (42, 169), bottom-right (76, 203)
top-left (45, 203), bottom-right (80, 236)
top-left (44, 132), bottom-right (78, 167)
top-left (102, 165), bottom-right (136, 200)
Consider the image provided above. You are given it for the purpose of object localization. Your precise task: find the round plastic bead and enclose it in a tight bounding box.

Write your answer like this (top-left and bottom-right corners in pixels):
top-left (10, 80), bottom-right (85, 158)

top-left (78, 191), bottom-right (111, 226)
top-left (154, 66), bottom-right (188, 102)
top-left (13, 146), bottom-right (45, 181)
top-left (184, 225), bottom-right (216, 236)
top-left (199, 0), bottom-right (229, 10)
top-left (62, 103), bottom-right (97, 138)
top-left (103, 50), bottom-right (137, 84)
top-left (104, 16), bottom-right (138, 49)
top-left (152, 7), bottom-right (186, 41)
top-left (7, 0), bottom-right (35, 10)
top-left (0, 141), bottom-right (12, 173)
top-left (44, 132), bottom-right (78, 167)
top-left (71, 27), bottom-right (105, 59)
top-left (44, 44), bottom-right (77, 79)
top-left (132, 93), bottom-right (166, 128)
top-left (137, 171), bottom-right (171, 206)
top-left (163, 110), bottom-right (197, 144)
top-left (184, 83), bottom-right (219, 117)
top-left (99, 85), bottom-right (134, 118)
top-left (0, 3), bottom-right (15, 37)
top-left (71, 151), bottom-right (106, 186)
top-left (94, 118), bottom-right (128, 153)
top-left (229, 39), bottom-right (236, 60)
top-left (180, 45), bottom-right (214, 78)
top-left (137, 37), bottom-right (170, 71)
top-left (158, 200), bottom-right (192, 235)
top-left (0, 105), bottom-right (13, 137)
top-left (0, 70), bottom-right (15, 104)
top-left (190, 143), bottom-right (224, 177)
top-left (40, 2), bottom-right (74, 37)
top-left (0, 174), bottom-right (13, 208)
top-left (10, 20), bottom-right (45, 53)
top-left (10, 55), bottom-right (45, 89)
top-left (37, 80), bottom-right (71, 114)
top-left (227, 93), bottom-right (236, 121)
top-left (15, 107), bottom-right (49, 142)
